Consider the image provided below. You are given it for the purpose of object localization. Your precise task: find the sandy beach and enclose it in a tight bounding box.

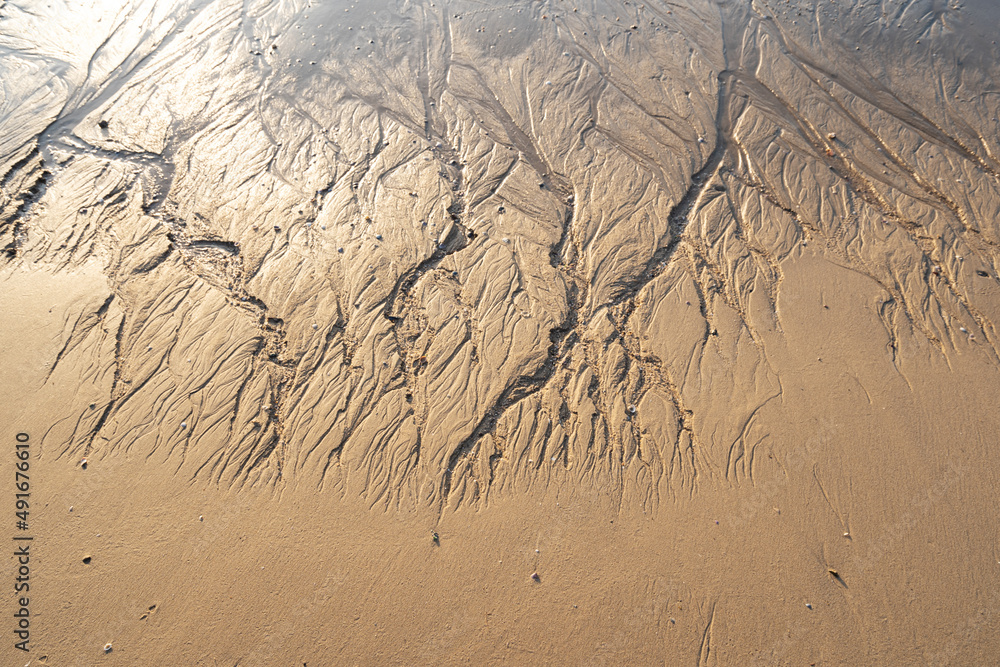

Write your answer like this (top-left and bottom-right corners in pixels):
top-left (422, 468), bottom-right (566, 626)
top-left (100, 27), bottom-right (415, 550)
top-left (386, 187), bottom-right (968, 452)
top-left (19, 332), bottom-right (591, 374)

top-left (3, 0), bottom-right (1000, 663)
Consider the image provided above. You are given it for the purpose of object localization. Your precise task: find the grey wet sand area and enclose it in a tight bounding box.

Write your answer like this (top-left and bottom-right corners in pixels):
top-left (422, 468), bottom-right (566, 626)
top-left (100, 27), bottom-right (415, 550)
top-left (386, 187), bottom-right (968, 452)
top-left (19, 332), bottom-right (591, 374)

top-left (2, 0), bottom-right (1000, 663)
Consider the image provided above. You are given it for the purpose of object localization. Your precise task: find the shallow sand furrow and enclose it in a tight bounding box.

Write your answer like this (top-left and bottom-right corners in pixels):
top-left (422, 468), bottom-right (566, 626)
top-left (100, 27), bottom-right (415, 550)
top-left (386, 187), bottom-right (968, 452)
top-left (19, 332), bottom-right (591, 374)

top-left (0, 0), bottom-right (997, 519)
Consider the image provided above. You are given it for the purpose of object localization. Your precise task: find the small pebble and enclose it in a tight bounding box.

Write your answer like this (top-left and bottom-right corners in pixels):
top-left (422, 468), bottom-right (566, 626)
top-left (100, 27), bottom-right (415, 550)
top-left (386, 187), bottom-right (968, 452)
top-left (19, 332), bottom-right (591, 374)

top-left (180, 422), bottom-right (187, 429)
top-left (104, 642), bottom-right (113, 653)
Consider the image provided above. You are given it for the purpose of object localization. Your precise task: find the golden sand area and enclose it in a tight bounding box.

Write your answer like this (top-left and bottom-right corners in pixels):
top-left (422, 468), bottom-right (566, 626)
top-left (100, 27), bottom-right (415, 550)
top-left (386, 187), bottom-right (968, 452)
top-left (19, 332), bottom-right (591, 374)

top-left (2, 0), bottom-right (999, 663)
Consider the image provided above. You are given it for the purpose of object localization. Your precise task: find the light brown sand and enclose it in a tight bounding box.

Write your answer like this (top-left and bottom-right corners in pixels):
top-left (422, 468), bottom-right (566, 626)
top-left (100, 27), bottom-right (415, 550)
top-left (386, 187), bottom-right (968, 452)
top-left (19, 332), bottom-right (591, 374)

top-left (3, 0), bottom-right (1000, 663)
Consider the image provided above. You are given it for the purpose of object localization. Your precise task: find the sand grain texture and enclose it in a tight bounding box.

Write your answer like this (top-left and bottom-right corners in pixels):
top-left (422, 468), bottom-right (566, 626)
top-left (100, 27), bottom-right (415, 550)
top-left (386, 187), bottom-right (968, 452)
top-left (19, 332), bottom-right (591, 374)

top-left (2, 0), bottom-right (1000, 664)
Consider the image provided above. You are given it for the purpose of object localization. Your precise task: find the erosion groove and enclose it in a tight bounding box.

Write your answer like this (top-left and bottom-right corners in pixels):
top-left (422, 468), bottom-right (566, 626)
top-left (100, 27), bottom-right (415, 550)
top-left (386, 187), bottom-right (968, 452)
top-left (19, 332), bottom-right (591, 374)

top-left (2, 0), bottom-right (997, 513)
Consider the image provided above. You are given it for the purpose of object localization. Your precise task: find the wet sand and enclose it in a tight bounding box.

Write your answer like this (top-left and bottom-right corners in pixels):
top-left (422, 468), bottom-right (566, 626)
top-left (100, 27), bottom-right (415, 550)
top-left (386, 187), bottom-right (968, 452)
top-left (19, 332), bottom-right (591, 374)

top-left (3, 0), bottom-right (1000, 663)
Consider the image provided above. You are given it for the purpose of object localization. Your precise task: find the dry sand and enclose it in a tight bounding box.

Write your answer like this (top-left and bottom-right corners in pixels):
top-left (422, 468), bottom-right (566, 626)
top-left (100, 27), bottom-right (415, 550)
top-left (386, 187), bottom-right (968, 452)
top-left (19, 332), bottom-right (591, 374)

top-left (2, 0), bottom-right (1000, 663)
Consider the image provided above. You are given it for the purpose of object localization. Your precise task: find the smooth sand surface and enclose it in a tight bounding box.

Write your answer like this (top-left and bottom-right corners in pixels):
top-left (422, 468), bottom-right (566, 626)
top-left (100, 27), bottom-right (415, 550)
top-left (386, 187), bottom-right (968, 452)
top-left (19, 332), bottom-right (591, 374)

top-left (2, 0), bottom-right (1000, 663)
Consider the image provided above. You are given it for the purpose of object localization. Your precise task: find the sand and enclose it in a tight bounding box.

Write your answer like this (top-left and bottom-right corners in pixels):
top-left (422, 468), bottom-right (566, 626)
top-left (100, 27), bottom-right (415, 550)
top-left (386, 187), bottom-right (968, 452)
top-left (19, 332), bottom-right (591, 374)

top-left (2, 0), bottom-right (1000, 663)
